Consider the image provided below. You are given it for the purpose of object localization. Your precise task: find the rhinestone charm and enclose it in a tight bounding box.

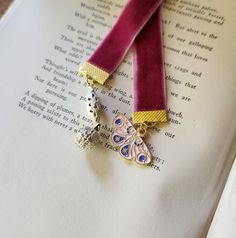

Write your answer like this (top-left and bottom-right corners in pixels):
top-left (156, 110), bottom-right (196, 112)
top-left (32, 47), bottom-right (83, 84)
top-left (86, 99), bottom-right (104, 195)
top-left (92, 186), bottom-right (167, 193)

top-left (75, 83), bottom-right (101, 149)
top-left (87, 86), bottom-right (100, 122)
top-left (75, 124), bottom-right (100, 149)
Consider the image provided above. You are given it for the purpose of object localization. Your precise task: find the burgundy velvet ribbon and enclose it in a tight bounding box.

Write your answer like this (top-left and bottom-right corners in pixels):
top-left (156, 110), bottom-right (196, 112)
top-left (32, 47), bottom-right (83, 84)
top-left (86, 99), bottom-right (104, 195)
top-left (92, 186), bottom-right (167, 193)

top-left (133, 8), bottom-right (166, 112)
top-left (88, 0), bottom-right (166, 115)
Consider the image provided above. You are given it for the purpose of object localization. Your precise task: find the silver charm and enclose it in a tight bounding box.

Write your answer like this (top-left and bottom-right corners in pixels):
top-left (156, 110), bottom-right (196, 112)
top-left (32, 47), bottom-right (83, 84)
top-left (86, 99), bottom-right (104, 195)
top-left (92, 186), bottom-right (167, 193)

top-left (75, 124), bottom-right (101, 149)
top-left (87, 86), bottom-right (100, 122)
top-left (75, 82), bottom-right (101, 149)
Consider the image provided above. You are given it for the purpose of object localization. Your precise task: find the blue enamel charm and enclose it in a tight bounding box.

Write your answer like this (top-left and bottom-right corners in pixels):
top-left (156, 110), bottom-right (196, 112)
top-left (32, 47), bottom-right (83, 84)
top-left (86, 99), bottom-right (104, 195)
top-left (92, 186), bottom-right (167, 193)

top-left (120, 144), bottom-right (131, 158)
top-left (112, 135), bottom-right (125, 145)
top-left (111, 114), bottom-right (152, 165)
top-left (138, 154), bottom-right (146, 163)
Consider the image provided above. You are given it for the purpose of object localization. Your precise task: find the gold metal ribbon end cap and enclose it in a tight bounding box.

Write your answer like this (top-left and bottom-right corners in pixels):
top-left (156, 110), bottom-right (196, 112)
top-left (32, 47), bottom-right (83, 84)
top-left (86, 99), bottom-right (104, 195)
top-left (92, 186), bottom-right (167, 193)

top-left (79, 62), bottom-right (110, 85)
top-left (133, 110), bottom-right (168, 124)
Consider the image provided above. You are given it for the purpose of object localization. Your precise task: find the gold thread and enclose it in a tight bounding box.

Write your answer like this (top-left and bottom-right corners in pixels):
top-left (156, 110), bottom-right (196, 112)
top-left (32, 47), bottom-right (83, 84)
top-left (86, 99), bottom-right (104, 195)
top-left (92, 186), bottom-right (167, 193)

top-left (79, 62), bottom-right (110, 85)
top-left (133, 110), bottom-right (168, 124)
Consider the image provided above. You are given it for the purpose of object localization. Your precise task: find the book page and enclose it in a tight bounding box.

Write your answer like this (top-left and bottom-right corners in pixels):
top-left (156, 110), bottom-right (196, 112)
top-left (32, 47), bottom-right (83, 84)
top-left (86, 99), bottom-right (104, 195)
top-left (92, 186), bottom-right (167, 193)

top-left (206, 154), bottom-right (236, 238)
top-left (0, 0), bottom-right (235, 237)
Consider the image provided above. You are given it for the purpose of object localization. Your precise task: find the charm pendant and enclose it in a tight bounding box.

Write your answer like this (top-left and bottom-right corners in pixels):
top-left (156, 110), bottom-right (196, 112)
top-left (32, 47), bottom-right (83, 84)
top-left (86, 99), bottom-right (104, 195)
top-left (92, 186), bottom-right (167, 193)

top-left (75, 124), bottom-right (100, 149)
top-left (75, 83), bottom-right (101, 149)
top-left (86, 86), bottom-right (100, 122)
top-left (111, 114), bottom-right (152, 166)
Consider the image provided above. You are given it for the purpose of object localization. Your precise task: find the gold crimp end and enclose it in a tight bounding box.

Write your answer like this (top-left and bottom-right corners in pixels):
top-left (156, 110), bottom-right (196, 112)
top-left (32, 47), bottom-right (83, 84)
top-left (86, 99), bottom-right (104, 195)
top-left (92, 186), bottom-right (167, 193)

top-left (133, 110), bottom-right (168, 124)
top-left (79, 62), bottom-right (110, 85)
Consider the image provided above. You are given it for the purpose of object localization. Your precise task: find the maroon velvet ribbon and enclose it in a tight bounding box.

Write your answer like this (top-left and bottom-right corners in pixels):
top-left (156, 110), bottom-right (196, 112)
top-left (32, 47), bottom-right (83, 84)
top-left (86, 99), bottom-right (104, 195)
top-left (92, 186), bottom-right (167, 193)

top-left (87, 0), bottom-right (166, 122)
top-left (133, 8), bottom-right (166, 113)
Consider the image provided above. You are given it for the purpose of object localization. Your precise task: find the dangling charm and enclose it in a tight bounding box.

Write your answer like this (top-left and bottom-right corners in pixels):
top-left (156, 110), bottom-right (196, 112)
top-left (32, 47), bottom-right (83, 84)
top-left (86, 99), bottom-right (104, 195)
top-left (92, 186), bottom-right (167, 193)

top-left (110, 114), bottom-right (152, 166)
top-left (75, 80), bottom-right (102, 149)
top-left (86, 85), bottom-right (100, 121)
top-left (75, 124), bottom-right (101, 149)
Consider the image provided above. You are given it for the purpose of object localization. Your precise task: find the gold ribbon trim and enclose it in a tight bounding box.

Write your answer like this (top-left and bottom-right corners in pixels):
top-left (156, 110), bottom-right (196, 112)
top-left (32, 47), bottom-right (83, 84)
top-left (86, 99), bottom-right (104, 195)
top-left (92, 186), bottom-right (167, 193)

top-left (79, 62), bottom-right (110, 85)
top-left (133, 110), bottom-right (168, 124)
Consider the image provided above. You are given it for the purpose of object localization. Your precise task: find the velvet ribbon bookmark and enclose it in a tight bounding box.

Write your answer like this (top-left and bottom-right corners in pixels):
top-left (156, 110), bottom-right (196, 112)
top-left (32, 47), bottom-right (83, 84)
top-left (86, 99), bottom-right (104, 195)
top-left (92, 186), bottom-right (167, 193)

top-left (132, 8), bottom-right (167, 124)
top-left (80, 0), bottom-right (167, 125)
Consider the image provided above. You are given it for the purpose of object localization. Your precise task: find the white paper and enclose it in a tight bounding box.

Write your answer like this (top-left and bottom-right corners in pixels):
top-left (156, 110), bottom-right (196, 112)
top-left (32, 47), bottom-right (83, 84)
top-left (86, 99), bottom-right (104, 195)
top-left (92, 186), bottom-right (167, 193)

top-left (206, 156), bottom-right (236, 238)
top-left (0, 0), bottom-right (235, 237)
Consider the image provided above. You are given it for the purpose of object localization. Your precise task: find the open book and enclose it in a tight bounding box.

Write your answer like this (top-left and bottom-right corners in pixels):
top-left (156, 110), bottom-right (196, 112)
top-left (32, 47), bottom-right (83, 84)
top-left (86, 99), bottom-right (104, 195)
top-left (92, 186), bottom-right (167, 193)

top-left (0, 0), bottom-right (235, 237)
